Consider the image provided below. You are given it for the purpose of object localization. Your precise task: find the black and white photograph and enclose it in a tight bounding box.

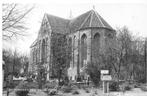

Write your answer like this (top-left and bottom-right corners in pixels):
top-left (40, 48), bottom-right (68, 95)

top-left (2, 0), bottom-right (147, 96)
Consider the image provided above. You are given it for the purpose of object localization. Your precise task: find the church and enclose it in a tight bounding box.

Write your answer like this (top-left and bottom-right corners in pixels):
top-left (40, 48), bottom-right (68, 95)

top-left (29, 9), bottom-right (116, 81)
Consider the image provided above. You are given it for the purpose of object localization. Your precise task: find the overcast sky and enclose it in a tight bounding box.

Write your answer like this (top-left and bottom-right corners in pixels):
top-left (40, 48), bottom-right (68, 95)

top-left (2, 0), bottom-right (147, 54)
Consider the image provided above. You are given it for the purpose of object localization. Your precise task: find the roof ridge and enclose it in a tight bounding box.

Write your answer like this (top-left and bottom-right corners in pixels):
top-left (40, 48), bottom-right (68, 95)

top-left (69, 10), bottom-right (92, 23)
top-left (79, 11), bottom-right (93, 30)
top-left (46, 13), bottom-right (70, 21)
top-left (89, 10), bottom-right (94, 27)
top-left (94, 10), bottom-right (105, 27)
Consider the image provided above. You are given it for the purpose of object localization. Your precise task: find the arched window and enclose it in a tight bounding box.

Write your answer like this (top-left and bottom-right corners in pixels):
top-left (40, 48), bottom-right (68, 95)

top-left (34, 48), bottom-right (37, 64)
top-left (69, 37), bottom-right (72, 52)
top-left (42, 39), bottom-right (46, 63)
top-left (69, 37), bottom-right (72, 59)
top-left (73, 36), bottom-right (76, 49)
top-left (81, 34), bottom-right (87, 67)
top-left (38, 41), bottom-right (41, 62)
top-left (45, 38), bottom-right (48, 61)
top-left (73, 36), bottom-right (76, 67)
top-left (32, 49), bottom-right (35, 63)
top-left (93, 33), bottom-right (100, 57)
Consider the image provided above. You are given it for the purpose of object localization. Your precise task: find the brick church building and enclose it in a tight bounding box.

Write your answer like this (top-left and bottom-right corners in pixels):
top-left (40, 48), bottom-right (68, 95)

top-left (29, 9), bottom-right (116, 81)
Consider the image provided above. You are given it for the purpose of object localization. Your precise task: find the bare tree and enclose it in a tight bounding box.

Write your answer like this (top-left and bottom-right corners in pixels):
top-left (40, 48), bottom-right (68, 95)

top-left (2, 3), bottom-right (34, 40)
top-left (107, 26), bottom-right (145, 83)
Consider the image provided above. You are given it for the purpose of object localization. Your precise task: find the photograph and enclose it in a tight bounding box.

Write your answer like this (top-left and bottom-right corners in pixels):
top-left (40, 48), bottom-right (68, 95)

top-left (2, 0), bottom-right (147, 96)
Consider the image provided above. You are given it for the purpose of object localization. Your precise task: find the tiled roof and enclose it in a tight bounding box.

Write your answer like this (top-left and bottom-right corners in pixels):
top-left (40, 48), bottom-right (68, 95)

top-left (46, 10), bottom-right (114, 34)
top-left (30, 39), bottom-right (37, 48)
top-left (31, 10), bottom-right (114, 47)
top-left (69, 10), bottom-right (113, 33)
top-left (46, 14), bottom-right (70, 34)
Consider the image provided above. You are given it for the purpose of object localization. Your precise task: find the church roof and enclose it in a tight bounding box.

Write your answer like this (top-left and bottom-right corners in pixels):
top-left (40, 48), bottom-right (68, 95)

top-left (46, 14), bottom-right (70, 34)
top-left (69, 10), bottom-right (113, 33)
top-left (30, 39), bottom-right (37, 48)
top-left (46, 10), bottom-right (114, 34)
top-left (30, 10), bottom-right (114, 48)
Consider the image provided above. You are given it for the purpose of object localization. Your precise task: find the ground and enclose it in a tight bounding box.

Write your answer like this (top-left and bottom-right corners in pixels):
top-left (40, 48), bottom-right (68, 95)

top-left (3, 87), bottom-right (147, 96)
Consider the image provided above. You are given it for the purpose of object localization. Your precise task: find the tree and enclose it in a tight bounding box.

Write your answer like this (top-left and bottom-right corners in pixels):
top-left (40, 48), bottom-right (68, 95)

top-left (108, 26), bottom-right (145, 82)
top-left (19, 55), bottom-right (29, 76)
top-left (3, 49), bottom-right (29, 81)
top-left (51, 33), bottom-right (71, 85)
top-left (2, 3), bottom-right (34, 40)
top-left (86, 54), bottom-right (109, 86)
top-left (86, 26), bottom-right (146, 86)
top-left (3, 48), bottom-right (30, 96)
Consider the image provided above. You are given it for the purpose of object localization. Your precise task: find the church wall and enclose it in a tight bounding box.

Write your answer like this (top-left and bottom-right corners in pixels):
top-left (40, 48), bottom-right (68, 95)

top-left (67, 32), bottom-right (78, 80)
top-left (67, 29), bottom-right (91, 80)
top-left (29, 14), bottom-right (52, 80)
top-left (79, 29), bottom-right (91, 71)
top-left (91, 28), bottom-right (105, 53)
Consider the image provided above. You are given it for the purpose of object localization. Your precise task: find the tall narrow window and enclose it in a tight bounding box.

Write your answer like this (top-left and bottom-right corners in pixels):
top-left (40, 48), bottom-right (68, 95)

top-left (81, 34), bottom-right (87, 67)
top-left (33, 49), bottom-right (35, 63)
top-left (73, 36), bottom-right (76, 67)
top-left (69, 37), bottom-right (72, 60)
top-left (93, 33), bottom-right (100, 58)
top-left (45, 38), bottom-right (48, 62)
top-left (38, 41), bottom-right (41, 62)
top-left (42, 39), bottom-right (45, 63)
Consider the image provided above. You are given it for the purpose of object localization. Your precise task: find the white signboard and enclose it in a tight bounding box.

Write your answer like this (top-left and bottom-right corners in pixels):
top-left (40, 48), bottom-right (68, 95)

top-left (101, 70), bottom-right (109, 74)
top-left (101, 75), bottom-right (112, 81)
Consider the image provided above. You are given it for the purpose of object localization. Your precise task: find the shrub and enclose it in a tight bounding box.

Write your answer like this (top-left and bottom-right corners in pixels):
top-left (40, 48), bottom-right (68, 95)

top-left (26, 82), bottom-right (38, 89)
top-left (15, 81), bottom-right (29, 96)
top-left (63, 76), bottom-right (69, 86)
top-left (85, 89), bottom-right (90, 93)
top-left (86, 63), bottom-right (101, 87)
top-left (124, 85), bottom-right (131, 91)
top-left (49, 89), bottom-right (57, 95)
top-left (137, 78), bottom-right (146, 83)
top-left (109, 81), bottom-right (119, 91)
top-left (26, 78), bottom-right (33, 82)
top-left (119, 83), bottom-right (132, 92)
top-left (134, 84), bottom-right (138, 88)
top-left (61, 86), bottom-right (73, 93)
top-left (94, 90), bottom-right (98, 95)
top-left (72, 90), bottom-right (80, 95)
top-left (7, 82), bottom-right (15, 89)
top-left (42, 81), bottom-right (58, 89)
top-left (71, 84), bottom-right (78, 90)
top-left (140, 86), bottom-right (147, 91)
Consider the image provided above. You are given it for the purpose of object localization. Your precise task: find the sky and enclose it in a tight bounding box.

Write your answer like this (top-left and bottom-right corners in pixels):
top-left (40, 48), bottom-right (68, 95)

top-left (2, 0), bottom-right (147, 54)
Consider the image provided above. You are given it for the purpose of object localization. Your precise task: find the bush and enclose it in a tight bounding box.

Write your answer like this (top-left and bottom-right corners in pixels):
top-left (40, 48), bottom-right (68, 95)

top-left (119, 83), bottom-right (132, 92)
top-left (137, 78), bottom-right (146, 83)
top-left (140, 86), bottom-right (147, 91)
top-left (86, 63), bottom-right (101, 87)
top-left (134, 84), bottom-right (139, 88)
top-left (49, 89), bottom-right (57, 95)
top-left (42, 81), bottom-right (58, 89)
top-left (85, 89), bottom-right (90, 93)
top-left (71, 84), bottom-right (78, 90)
top-left (26, 82), bottom-right (38, 89)
top-left (124, 85), bottom-right (132, 91)
top-left (84, 88), bottom-right (90, 93)
top-left (16, 90), bottom-right (29, 96)
top-left (109, 81), bottom-right (119, 91)
top-left (7, 82), bottom-right (15, 89)
top-left (26, 78), bottom-right (33, 82)
top-left (61, 86), bottom-right (73, 93)
top-left (15, 81), bottom-right (30, 96)
top-left (72, 90), bottom-right (80, 95)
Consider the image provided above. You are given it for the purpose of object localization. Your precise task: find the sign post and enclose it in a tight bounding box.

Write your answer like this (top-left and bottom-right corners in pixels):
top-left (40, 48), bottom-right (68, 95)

top-left (100, 70), bottom-right (112, 94)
